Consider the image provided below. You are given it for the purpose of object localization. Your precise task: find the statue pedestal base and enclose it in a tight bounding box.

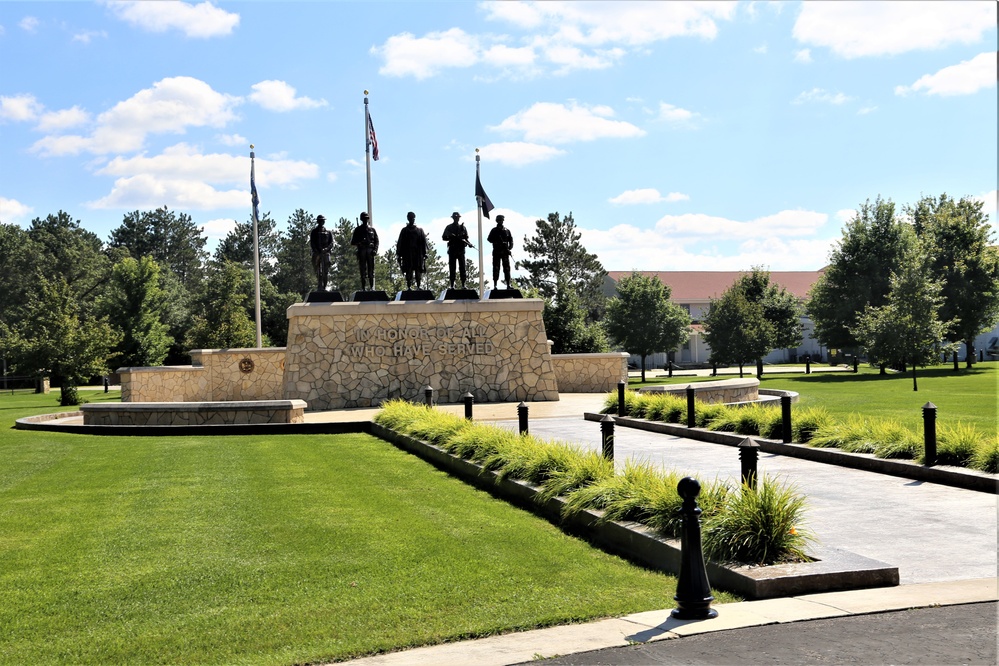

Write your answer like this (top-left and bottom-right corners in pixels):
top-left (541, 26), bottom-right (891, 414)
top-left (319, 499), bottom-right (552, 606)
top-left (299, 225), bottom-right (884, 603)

top-left (395, 290), bottom-right (435, 301)
top-left (305, 290), bottom-right (344, 303)
top-left (439, 288), bottom-right (480, 300)
top-left (485, 288), bottom-right (523, 299)
top-left (351, 290), bottom-right (391, 302)
top-left (282, 299), bottom-right (559, 409)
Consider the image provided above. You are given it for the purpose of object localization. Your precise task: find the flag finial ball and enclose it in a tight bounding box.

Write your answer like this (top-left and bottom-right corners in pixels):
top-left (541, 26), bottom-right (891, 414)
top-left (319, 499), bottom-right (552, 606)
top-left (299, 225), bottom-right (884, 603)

top-left (364, 89), bottom-right (369, 95)
top-left (250, 144), bottom-right (254, 150)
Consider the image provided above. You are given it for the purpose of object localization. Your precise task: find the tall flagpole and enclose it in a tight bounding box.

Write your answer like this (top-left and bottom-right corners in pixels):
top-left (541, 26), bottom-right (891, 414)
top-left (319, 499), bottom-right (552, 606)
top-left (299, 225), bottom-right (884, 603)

top-left (250, 145), bottom-right (262, 348)
top-left (364, 90), bottom-right (373, 225)
top-left (475, 150), bottom-right (485, 298)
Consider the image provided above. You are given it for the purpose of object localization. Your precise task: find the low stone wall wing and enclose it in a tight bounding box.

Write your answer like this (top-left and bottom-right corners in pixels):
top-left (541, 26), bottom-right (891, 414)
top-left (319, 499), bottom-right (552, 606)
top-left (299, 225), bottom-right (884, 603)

top-left (551, 353), bottom-right (629, 393)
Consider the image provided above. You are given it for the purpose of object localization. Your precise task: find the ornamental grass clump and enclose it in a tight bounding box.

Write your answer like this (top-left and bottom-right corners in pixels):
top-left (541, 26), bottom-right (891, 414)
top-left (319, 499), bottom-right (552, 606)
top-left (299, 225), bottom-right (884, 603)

top-left (694, 402), bottom-right (728, 428)
top-left (703, 477), bottom-right (814, 565)
top-left (792, 406), bottom-right (833, 444)
top-left (936, 423), bottom-right (981, 467)
top-left (868, 419), bottom-right (921, 459)
top-left (970, 434), bottom-right (999, 474)
top-left (601, 389), bottom-right (643, 416)
top-left (644, 394), bottom-right (687, 422)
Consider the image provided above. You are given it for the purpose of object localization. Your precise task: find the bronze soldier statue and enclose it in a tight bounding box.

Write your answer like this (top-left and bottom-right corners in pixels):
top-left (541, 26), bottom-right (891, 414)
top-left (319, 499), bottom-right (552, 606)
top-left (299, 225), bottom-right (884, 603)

top-left (442, 212), bottom-right (473, 289)
top-left (350, 212), bottom-right (379, 291)
top-left (396, 211), bottom-right (428, 290)
top-left (487, 214), bottom-right (514, 288)
top-left (309, 214), bottom-right (334, 291)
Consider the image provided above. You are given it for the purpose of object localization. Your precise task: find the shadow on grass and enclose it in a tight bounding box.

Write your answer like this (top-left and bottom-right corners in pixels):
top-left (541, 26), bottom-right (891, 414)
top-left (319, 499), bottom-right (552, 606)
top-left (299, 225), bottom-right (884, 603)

top-left (761, 367), bottom-right (990, 384)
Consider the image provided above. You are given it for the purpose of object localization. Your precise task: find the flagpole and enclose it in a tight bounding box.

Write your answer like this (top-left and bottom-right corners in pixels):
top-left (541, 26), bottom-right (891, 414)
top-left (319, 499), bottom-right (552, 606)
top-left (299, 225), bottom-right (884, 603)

top-left (250, 144), bottom-right (262, 348)
top-left (364, 90), bottom-right (373, 225)
top-left (475, 150), bottom-right (485, 298)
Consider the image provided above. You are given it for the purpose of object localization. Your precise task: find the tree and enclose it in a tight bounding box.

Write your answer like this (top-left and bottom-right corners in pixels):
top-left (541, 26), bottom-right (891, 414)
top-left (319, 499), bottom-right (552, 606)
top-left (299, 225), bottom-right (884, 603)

top-left (542, 284), bottom-right (609, 354)
top-left (703, 288), bottom-right (770, 376)
top-left (99, 256), bottom-right (174, 368)
top-left (1, 276), bottom-right (122, 405)
top-left (518, 212), bottom-right (607, 321)
top-left (28, 211), bottom-right (110, 303)
top-left (808, 197), bottom-right (915, 351)
top-left (184, 261), bottom-right (257, 350)
top-left (852, 247), bottom-right (948, 391)
top-left (704, 268), bottom-right (803, 377)
top-left (605, 272), bottom-right (691, 381)
top-left (273, 208), bottom-right (316, 297)
top-left (0, 222), bottom-right (39, 328)
top-left (108, 207), bottom-right (208, 287)
top-left (329, 216), bottom-right (361, 295)
top-left (213, 213), bottom-right (279, 279)
top-left (910, 193), bottom-right (999, 367)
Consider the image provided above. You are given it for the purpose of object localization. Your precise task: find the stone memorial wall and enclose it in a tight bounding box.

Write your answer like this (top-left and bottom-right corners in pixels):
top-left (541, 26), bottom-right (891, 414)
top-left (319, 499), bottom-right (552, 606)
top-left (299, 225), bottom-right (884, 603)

top-left (282, 299), bottom-right (559, 409)
top-left (550, 353), bottom-right (629, 393)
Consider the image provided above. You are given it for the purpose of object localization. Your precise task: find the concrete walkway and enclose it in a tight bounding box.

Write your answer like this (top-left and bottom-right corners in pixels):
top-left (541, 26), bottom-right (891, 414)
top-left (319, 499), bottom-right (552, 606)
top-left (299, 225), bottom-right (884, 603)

top-left (336, 394), bottom-right (998, 666)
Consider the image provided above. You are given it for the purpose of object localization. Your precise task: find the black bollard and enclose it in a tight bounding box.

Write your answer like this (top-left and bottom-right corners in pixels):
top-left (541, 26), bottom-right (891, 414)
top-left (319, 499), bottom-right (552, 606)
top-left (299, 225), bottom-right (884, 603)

top-left (668, 361), bottom-right (673, 378)
top-left (953, 353), bottom-right (959, 372)
top-left (711, 362), bottom-right (717, 377)
top-left (518, 401), bottom-right (529, 434)
top-left (739, 438), bottom-right (760, 489)
top-left (923, 402), bottom-right (937, 467)
top-left (424, 385), bottom-right (434, 407)
top-left (600, 414), bottom-right (615, 461)
top-left (463, 392), bottom-right (474, 420)
top-left (805, 354), bottom-right (811, 375)
top-left (756, 358), bottom-right (764, 379)
top-left (853, 356), bottom-right (859, 373)
top-left (686, 385), bottom-right (696, 428)
top-left (618, 380), bottom-right (626, 417)
top-left (781, 394), bottom-right (792, 444)
top-left (103, 376), bottom-right (109, 393)
top-left (672, 477), bottom-right (718, 620)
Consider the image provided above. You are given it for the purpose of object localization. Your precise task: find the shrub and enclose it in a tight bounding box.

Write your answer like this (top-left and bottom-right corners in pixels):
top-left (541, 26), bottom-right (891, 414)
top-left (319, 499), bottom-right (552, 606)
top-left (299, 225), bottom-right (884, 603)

top-left (644, 394), bottom-right (685, 422)
top-left (694, 402), bottom-right (728, 428)
top-left (703, 477), bottom-right (814, 565)
top-left (868, 419), bottom-right (920, 460)
top-left (601, 389), bottom-right (642, 416)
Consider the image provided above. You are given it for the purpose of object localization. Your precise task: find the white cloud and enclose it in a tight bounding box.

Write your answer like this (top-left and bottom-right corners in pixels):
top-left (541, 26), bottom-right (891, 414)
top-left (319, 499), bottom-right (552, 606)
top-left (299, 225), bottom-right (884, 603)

top-left (0, 197), bottom-right (34, 224)
top-left (36, 106), bottom-right (91, 132)
top-left (248, 80), bottom-right (327, 112)
top-left (377, 2), bottom-right (737, 79)
top-left (792, 88), bottom-right (852, 105)
top-left (793, 48), bottom-right (812, 63)
top-left (654, 209), bottom-right (828, 239)
top-left (31, 76), bottom-right (241, 156)
top-left (103, 0), bottom-right (239, 38)
top-left (609, 188), bottom-right (689, 205)
top-left (753, 43), bottom-right (768, 54)
top-left (19, 16), bottom-right (39, 33)
top-left (835, 209), bottom-right (857, 223)
top-left (86, 143), bottom-right (319, 210)
top-left (857, 106), bottom-right (878, 115)
top-left (72, 30), bottom-right (107, 44)
top-left (895, 51), bottom-right (997, 97)
top-left (657, 102), bottom-right (697, 125)
top-left (373, 28), bottom-right (480, 79)
top-left (200, 217), bottom-right (237, 239)
top-left (974, 189), bottom-right (998, 230)
top-left (326, 172), bottom-right (338, 183)
top-left (490, 101), bottom-right (645, 144)
top-left (476, 142), bottom-right (567, 166)
top-left (0, 93), bottom-right (43, 122)
top-left (0, 25), bottom-right (6, 37)
top-left (216, 133), bottom-right (248, 147)
top-left (793, 2), bottom-right (996, 58)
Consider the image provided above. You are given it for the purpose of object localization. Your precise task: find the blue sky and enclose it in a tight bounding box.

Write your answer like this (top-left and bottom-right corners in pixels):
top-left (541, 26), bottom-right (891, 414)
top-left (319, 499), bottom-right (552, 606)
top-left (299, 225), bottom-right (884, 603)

top-left (1, 1), bottom-right (996, 272)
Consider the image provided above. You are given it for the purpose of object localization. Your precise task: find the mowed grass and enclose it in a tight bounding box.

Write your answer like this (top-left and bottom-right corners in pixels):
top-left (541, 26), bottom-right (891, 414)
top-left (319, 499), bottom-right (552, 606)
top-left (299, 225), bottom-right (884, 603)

top-left (0, 391), bottom-right (715, 665)
top-left (630, 364), bottom-right (998, 434)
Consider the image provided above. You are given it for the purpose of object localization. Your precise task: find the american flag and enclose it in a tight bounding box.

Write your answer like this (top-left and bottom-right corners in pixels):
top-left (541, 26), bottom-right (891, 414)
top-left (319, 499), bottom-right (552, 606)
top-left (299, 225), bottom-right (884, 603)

top-left (367, 111), bottom-right (379, 161)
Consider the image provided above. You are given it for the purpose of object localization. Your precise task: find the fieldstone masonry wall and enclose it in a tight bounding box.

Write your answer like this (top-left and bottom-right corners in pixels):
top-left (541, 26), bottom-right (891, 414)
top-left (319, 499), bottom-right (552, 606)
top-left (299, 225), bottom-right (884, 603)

top-left (282, 299), bottom-right (559, 409)
top-left (551, 353), bottom-right (629, 393)
top-left (119, 348), bottom-right (285, 402)
top-left (638, 377), bottom-right (760, 404)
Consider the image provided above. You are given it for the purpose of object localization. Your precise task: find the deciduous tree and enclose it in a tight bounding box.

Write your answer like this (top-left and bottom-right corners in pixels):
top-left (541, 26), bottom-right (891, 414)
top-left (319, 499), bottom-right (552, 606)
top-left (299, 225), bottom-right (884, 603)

top-left (808, 197), bottom-right (914, 351)
top-left (99, 256), bottom-right (173, 368)
top-left (605, 272), bottom-right (690, 381)
top-left (910, 193), bottom-right (999, 367)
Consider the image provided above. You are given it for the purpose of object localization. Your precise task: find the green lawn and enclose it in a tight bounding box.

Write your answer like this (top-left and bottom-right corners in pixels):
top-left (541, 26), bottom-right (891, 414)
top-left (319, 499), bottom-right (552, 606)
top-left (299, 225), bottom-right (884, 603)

top-left (0, 391), bottom-right (728, 665)
top-left (630, 364), bottom-right (998, 434)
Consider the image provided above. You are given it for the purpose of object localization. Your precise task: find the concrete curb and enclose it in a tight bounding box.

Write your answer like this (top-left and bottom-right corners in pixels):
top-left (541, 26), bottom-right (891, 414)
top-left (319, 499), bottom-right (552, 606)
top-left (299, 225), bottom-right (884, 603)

top-left (584, 413), bottom-right (999, 494)
top-left (371, 423), bottom-right (898, 600)
top-left (14, 411), bottom-right (371, 436)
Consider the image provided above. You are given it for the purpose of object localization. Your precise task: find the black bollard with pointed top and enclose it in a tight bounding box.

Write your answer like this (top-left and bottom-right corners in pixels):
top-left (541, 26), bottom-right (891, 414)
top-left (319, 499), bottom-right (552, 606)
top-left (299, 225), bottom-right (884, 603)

top-left (463, 392), bottom-right (474, 420)
top-left (518, 401), bottom-right (529, 434)
top-left (672, 477), bottom-right (718, 620)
